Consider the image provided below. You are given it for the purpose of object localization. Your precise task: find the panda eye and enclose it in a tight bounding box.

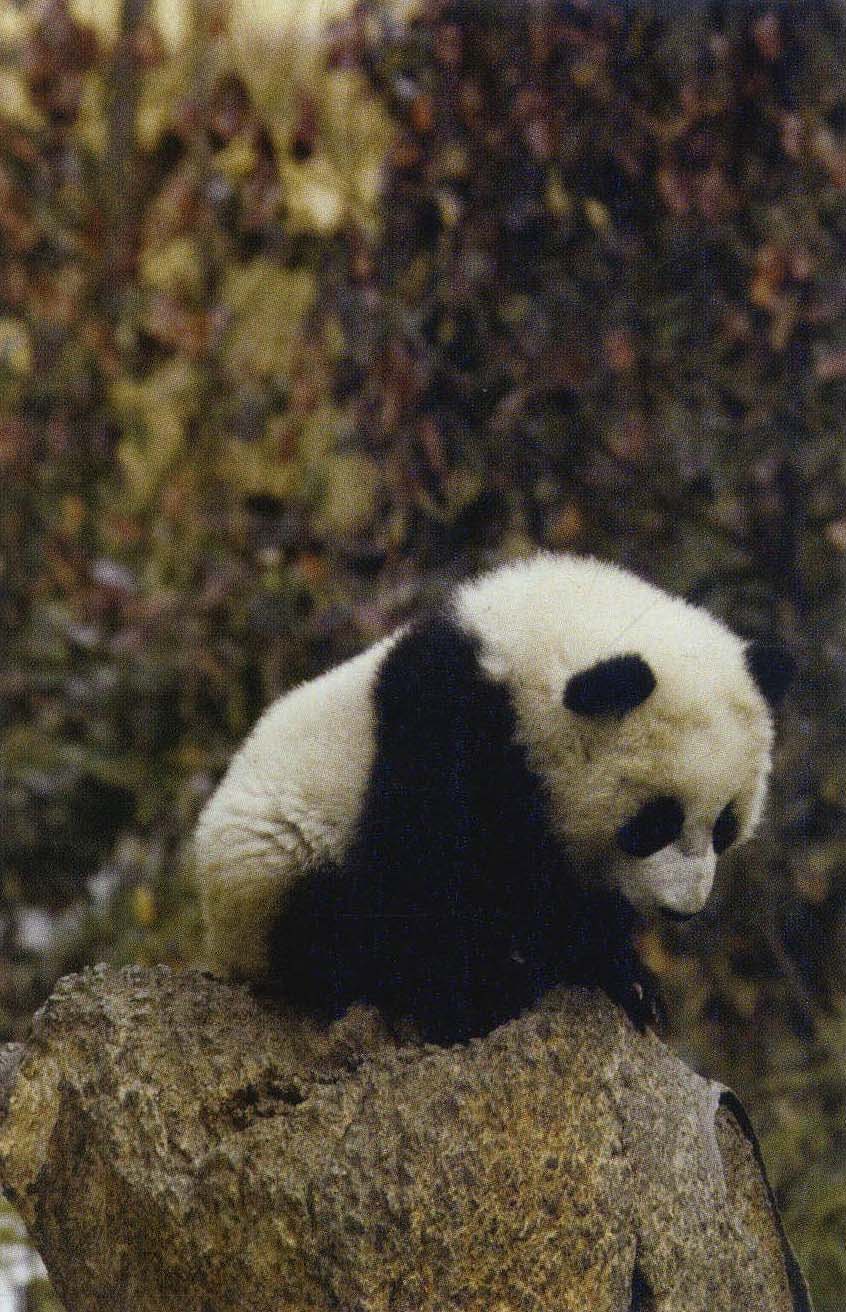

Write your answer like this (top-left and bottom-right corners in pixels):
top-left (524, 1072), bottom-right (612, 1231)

top-left (713, 801), bottom-right (739, 854)
top-left (616, 796), bottom-right (685, 859)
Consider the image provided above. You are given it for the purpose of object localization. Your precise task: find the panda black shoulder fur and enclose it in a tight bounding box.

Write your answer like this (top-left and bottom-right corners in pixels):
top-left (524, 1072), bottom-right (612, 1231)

top-left (193, 553), bottom-right (794, 1044)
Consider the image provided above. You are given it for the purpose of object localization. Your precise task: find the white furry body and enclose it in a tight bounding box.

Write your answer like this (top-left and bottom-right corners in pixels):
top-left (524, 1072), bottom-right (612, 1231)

top-left (194, 553), bottom-right (775, 981)
top-left (194, 634), bottom-right (398, 976)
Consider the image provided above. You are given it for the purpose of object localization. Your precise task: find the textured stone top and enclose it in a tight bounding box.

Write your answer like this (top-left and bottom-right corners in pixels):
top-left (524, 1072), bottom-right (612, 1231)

top-left (0, 966), bottom-right (812, 1312)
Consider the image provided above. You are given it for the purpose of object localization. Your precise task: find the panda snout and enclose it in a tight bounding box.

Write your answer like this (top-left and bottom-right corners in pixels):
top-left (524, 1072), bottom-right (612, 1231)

top-left (663, 852), bottom-right (716, 916)
top-left (616, 845), bottom-right (716, 917)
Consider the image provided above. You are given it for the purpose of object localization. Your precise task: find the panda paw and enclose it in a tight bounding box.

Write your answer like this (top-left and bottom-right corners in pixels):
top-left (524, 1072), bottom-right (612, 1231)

top-left (599, 950), bottom-right (665, 1033)
top-left (628, 976), bottom-right (667, 1032)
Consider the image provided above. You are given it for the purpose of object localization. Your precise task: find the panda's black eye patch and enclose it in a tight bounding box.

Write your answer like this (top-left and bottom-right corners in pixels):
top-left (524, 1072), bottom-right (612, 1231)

top-left (617, 796), bottom-right (685, 859)
top-left (565, 653), bottom-right (656, 718)
top-left (713, 801), bottom-right (739, 854)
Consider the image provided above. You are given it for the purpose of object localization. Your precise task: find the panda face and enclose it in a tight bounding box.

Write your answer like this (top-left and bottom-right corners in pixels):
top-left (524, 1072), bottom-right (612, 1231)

top-left (597, 743), bottom-right (760, 917)
top-left (610, 797), bottom-right (719, 917)
top-left (611, 840), bottom-right (715, 918)
top-left (558, 660), bottom-right (773, 917)
top-left (456, 553), bottom-right (785, 921)
top-left (608, 793), bottom-right (746, 917)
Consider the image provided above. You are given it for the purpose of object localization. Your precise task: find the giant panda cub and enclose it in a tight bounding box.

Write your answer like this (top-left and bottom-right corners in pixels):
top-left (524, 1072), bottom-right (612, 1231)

top-left (193, 553), bottom-right (794, 1044)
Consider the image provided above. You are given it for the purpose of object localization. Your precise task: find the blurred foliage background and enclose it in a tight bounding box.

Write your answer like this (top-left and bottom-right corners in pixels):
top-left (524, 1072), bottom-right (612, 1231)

top-left (1, 0), bottom-right (846, 1307)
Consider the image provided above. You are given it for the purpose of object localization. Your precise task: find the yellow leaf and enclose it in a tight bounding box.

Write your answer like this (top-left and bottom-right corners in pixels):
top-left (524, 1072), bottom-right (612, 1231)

top-left (60, 494), bottom-right (86, 537)
top-left (584, 198), bottom-right (610, 231)
top-left (217, 440), bottom-right (300, 501)
top-left (322, 314), bottom-right (346, 362)
top-left (213, 137), bottom-right (258, 183)
top-left (546, 172), bottom-right (572, 218)
top-left (68, 0), bottom-right (186, 49)
top-left (110, 359), bottom-right (203, 424)
top-left (571, 58), bottom-right (600, 88)
top-left (297, 401), bottom-right (344, 461)
top-left (443, 466), bottom-right (483, 509)
top-left (0, 319), bottom-right (32, 377)
top-left (132, 886), bottom-right (156, 929)
top-left (118, 408), bottom-right (184, 511)
top-left (500, 294), bottom-right (532, 325)
top-left (313, 453), bottom-right (381, 535)
top-left (75, 71), bottom-right (108, 157)
top-left (281, 153), bottom-right (345, 234)
top-left (439, 144), bottom-right (469, 180)
top-left (219, 261), bottom-right (316, 378)
top-left (139, 237), bottom-right (205, 299)
top-left (137, 47), bottom-right (194, 151)
top-left (0, 69), bottom-right (43, 131)
top-left (437, 190), bottom-right (462, 228)
top-left (635, 926), bottom-right (675, 976)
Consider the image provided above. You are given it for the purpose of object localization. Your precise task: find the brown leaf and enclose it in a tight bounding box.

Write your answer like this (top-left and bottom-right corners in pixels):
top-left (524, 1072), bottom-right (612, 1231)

top-left (752, 11), bottom-right (782, 62)
top-left (815, 350), bottom-right (846, 382)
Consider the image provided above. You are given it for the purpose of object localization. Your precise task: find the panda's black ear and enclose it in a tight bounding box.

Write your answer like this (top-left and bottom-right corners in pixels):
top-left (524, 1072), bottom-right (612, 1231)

top-left (745, 640), bottom-right (795, 708)
top-left (564, 653), bottom-right (656, 718)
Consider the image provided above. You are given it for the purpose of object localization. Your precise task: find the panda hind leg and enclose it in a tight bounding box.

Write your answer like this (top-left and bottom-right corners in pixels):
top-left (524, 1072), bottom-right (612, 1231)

top-left (264, 861), bottom-right (367, 1024)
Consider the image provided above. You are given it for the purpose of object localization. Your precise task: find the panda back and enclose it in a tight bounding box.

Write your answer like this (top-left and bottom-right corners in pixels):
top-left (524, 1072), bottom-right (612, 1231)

top-left (192, 632), bottom-right (399, 975)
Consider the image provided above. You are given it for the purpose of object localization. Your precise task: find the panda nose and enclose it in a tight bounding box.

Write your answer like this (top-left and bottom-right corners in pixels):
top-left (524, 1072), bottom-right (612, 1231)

top-left (691, 851), bottom-right (716, 903)
top-left (665, 850), bottom-right (716, 916)
top-left (679, 830), bottom-right (710, 860)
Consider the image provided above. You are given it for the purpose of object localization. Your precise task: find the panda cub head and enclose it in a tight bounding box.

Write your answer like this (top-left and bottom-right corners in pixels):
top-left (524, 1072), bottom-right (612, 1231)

top-left (456, 554), bottom-right (793, 922)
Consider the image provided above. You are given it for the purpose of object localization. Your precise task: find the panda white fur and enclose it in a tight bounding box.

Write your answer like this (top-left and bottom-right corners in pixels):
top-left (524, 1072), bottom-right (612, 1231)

top-left (193, 552), bottom-right (794, 1043)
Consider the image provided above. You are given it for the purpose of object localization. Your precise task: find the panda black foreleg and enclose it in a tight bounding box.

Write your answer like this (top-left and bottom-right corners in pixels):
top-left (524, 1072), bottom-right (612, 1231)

top-left (591, 902), bottom-right (665, 1032)
top-left (601, 947), bottom-right (665, 1033)
top-left (337, 612), bottom-right (542, 1043)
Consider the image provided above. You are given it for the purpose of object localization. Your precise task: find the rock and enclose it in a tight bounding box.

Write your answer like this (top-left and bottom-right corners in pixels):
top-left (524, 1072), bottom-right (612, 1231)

top-left (0, 966), bottom-right (812, 1312)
